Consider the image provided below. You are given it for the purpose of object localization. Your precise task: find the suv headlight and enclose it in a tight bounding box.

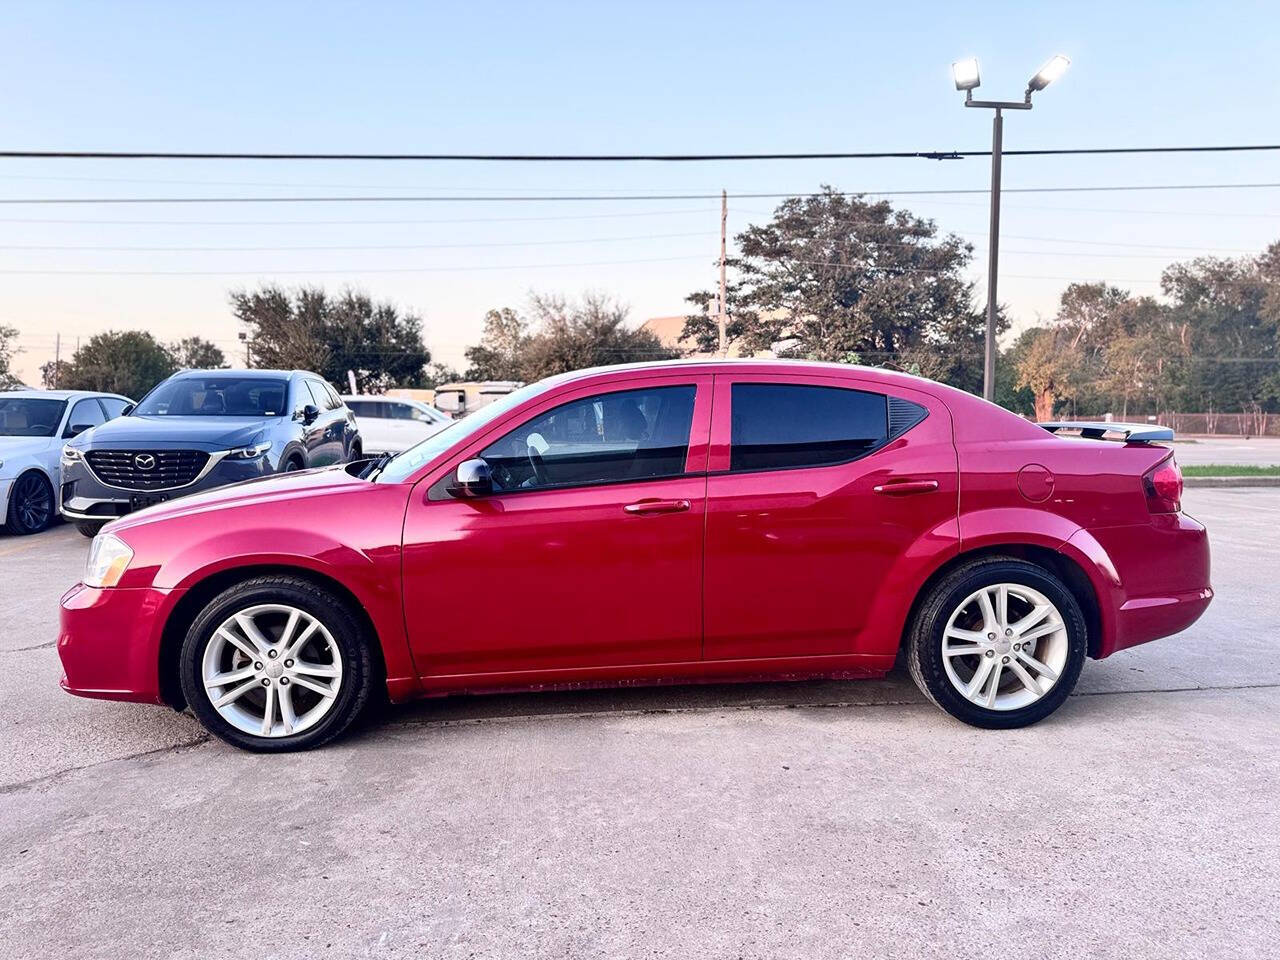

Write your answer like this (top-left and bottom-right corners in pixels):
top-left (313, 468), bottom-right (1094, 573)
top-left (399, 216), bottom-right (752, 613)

top-left (227, 441), bottom-right (271, 460)
top-left (84, 534), bottom-right (134, 589)
top-left (61, 446), bottom-right (84, 466)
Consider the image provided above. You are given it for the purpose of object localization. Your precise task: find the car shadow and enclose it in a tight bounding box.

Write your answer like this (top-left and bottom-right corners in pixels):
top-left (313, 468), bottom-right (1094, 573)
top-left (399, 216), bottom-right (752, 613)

top-left (370, 670), bottom-right (925, 733)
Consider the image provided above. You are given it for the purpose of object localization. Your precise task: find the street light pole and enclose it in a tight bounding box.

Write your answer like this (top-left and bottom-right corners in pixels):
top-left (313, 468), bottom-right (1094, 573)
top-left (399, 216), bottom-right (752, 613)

top-left (951, 55), bottom-right (1070, 402)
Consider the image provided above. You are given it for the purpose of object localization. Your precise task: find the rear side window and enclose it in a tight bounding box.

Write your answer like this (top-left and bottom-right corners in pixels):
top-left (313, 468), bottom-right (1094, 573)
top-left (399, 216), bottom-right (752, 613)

top-left (730, 383), bottom-right (889, 472)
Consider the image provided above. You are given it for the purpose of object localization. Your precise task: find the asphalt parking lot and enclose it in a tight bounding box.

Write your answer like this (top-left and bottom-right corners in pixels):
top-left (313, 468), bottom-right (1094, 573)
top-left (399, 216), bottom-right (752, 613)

top-left (2, 489), bottom-right (1279, 959)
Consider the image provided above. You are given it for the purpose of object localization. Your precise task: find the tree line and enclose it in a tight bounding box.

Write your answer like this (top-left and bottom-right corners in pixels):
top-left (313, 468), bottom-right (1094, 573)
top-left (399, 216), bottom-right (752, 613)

top-left (1, 185), bottom-right (1275, 420)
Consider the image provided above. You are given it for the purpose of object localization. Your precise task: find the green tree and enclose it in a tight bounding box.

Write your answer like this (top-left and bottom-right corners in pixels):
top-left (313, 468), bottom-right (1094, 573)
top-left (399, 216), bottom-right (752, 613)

top-left (421, 362), bottom-right (461, 389)
top-left (464, 307), bottom-right (530, 380)
top-left (0, 325), bottom-right (23, 389)
top-left (40, 359), bottom-right (75, 389)
top-left (519, 293), bottom-right (677, 381)
top-left (169, 336), bottom-right (227, 370)
top-left (58, 331), bottom-right (177, 399)
top-left (683, 187), bottom-right (991, 390)
top-left (232, 285), bottom-right (431, 392)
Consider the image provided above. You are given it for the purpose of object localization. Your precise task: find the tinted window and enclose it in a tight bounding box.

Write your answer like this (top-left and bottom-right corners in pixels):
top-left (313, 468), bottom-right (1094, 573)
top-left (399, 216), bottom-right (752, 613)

top-left (64, 398), bottom-right (106, 436)
top-left (347, 400), bottom-right (380, 418)
top-left (99, 397), bottom-right (130, 419)
top-left (480, 385), bottom-right (696, 492)
top-left (303, 381), bottom-right (328, 411)
top-left (320, 382), bottom-right (343, 411)
top-left (134, 377), bottom-right (288, 417)
top-left (730, 384), bottom-right (888, 472)
top-left (0, 398), bottom-right (66, 437)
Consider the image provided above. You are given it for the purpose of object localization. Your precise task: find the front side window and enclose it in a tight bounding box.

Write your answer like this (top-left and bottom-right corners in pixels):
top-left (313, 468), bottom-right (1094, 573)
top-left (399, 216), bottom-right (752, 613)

top-left (730, 383), bottom-right (888, 472)
top-left (0, 398), bottom-right (66, 437)
top-left (64, 398), bottom-right (106, 436)
top-left (479, 385), bottom-right (697, 492)
top-left (99, 397), bottom-right (130, 419)
top-left (134, 377), bottom-right (288, 417)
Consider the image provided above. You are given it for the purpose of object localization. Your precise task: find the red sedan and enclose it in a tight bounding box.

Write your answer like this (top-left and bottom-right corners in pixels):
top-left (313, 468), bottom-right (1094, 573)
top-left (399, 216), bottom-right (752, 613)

top-left (58, 361), bottom-right (1212, 751)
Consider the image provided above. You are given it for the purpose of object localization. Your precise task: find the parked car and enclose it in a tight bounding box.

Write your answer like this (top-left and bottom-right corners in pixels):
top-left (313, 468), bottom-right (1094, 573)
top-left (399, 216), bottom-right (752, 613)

top-left (60, 369), bottom-right (361, 537)
top-left (341, 395), bottom-right (453, 454)
top-left (0, 389), bottom-right (134, 535)
top-left (57, 360), bottom-right (1211, 752)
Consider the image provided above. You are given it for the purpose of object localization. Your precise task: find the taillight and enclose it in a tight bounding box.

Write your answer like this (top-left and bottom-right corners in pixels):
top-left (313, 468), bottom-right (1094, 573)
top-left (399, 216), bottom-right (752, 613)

top-left (1143, 456), bottom-right (1183, 513)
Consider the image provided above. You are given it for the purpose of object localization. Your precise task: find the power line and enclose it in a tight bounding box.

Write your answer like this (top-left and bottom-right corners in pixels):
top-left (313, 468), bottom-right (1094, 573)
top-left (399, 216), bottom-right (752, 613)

top-left (3, 144), bottom-right (1280, 162)
top-left (4, 182), bottom-right (1280, 205)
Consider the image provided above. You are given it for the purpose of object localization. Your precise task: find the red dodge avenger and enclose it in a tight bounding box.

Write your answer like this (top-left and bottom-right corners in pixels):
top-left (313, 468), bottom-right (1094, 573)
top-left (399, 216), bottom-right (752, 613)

top-left (58, 360), bottom-right (1211, 751)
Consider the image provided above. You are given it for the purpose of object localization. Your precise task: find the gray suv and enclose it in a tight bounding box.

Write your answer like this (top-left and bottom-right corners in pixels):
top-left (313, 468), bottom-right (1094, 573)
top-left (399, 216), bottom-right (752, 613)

top-left (60, 369), bottom-right (362, 536)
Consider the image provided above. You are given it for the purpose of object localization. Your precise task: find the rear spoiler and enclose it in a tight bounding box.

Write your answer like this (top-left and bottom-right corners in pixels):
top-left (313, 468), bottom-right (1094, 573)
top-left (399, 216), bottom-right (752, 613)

top-left (1039, 421), bottom-right (1174, 443)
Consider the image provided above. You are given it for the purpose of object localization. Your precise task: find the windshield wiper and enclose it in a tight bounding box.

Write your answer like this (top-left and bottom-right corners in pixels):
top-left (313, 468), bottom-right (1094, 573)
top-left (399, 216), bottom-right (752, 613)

top-left (359, 451), bottom-right (396, 480)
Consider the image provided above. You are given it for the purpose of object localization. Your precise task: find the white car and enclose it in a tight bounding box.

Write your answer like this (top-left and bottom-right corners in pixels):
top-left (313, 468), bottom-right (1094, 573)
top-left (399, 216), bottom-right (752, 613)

top-left (1, 389), bottom-right (133, 534)
top-left (341, 395), bottom-right (454, 455)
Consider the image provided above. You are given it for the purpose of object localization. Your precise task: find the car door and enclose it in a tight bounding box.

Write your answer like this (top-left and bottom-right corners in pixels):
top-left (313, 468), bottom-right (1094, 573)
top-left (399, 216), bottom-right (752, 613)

top-left (401, 374), bottom-right (712, 678)
top-left (302, 380), bottom-right (343, 465)
top-left (63, 397), bottom-right (106, 439)
top-left (702, 373), bottom-right (958, 661)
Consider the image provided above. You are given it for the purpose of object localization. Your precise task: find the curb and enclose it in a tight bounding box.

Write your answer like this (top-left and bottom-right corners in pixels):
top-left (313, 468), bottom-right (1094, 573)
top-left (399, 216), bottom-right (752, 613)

top-left (1184, 475), bottom-right (1280, 488)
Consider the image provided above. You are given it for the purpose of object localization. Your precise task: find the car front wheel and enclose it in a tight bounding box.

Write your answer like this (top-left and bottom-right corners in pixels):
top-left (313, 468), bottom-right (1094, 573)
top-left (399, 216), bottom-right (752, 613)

top-left (5, 471), bottom-right (55, 534)
top-left (906, 557), bottom-right (1087, 729)
top-left (179, 575), bottom-right (374, 752)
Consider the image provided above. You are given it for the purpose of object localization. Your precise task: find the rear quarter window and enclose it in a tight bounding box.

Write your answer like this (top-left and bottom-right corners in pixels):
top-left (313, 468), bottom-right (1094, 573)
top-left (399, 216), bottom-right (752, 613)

top-left (730, 383), bottom-right (889, 472)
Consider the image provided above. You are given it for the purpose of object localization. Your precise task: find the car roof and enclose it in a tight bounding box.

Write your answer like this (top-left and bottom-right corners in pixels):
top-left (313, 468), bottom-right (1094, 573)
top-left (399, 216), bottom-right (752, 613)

top-left (0, 388), bottom-right (132, 401)
top-left (173, 368), bottom-right (313, 379)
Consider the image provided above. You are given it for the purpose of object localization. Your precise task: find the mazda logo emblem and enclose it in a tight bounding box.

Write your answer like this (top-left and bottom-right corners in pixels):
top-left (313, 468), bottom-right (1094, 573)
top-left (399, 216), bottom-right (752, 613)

top-left (134, 454), bottom-right (157, 470)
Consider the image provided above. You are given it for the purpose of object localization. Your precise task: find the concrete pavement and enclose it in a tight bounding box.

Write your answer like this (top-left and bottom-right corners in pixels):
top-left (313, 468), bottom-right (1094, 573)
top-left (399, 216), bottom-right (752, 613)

top-left (1, 489), bottom-right (1278, 958)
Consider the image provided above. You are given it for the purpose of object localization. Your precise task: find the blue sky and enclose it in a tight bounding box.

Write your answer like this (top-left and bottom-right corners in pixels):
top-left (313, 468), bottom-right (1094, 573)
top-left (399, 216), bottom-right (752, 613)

top-left (2, 0), bottom-right (1278, 383)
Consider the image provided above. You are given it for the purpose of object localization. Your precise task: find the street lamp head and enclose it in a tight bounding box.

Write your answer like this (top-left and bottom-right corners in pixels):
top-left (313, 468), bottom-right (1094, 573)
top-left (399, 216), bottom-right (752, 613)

top-left (1027, 55), bottom-right (1070, 93)
top-left (952, 57), bottom-right (981, 92)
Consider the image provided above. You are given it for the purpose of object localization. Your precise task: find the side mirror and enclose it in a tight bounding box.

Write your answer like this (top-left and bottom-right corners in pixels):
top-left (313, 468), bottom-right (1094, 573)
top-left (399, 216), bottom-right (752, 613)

top-left (66, 423), bottom-right (95, 438)
top-left (448, 458), bottom-right (493, 498)
top-left (301, 404), bottom-right (320, 425)
top-left (120, 403), bottom-right (135, 417)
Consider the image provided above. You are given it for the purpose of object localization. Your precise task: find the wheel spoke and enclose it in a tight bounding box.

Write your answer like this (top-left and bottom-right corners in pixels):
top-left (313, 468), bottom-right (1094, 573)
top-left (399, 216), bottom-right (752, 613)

top-left (279, 685), bottom-right (297, 735)
top-left (1019, 620), bottom-right (1063, 644)
top-left (1007, 658), bottom-right (1042, 694)
top-left (217, 626), bottom-right (260, 661)
top-left (976, 590), bottom-right (998, 634)
top-left (996, 585), bottom-right (1010, 631)
top-left (260, 684), bottom-right (277, 736)
top-left (234, 613), bottom-right (271, 652)
top-left (1012, 603), bottom-right (1053, 637)
top-left (944, 643), bottom-right (985, 658)
top-left (289, 674), bottom-right (337, 699)
top-left (204, 665), bottom-right (256, 690)
top-left (983, 661), bottom-right (1003, 707)
top-left (1017, 649), bottom-right (1059, 682)
top-left (290, 660), bottom-right (339, 679)
top-left (945, 627), bottom-right (987, 644)
top-left (212, 678), bottom-right (258, 708)
top-left (283, 620), bottom-right (320, 659)
top-left (277, 609), bottom-right (301, 652)
top-left (965, 658), bottom-right (995, 700)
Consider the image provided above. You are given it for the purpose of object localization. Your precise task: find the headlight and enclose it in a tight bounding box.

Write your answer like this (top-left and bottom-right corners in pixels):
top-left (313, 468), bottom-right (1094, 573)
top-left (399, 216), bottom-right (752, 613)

top-left (61, 446), bottom-right (84, 466)
top-left (84, 534), bottom-right (134, 589)
top-left (226, 441), bottom-right (271, 460)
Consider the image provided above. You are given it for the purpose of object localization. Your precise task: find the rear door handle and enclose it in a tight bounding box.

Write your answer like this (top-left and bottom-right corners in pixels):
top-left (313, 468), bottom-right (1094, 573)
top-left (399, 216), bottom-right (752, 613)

top-left (873, 479), bottom-right (939, 496)
top-left (624, 498), bottom-right (691, 515)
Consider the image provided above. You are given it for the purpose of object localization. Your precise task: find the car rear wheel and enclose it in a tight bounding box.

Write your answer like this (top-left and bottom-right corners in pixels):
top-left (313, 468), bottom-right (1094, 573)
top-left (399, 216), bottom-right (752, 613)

top-left (5, 471), bottom-right (55, 535)
top-left (906, 557), bottom-right (1087, 729)
top-left (179, 575), bottom-right (374, 752)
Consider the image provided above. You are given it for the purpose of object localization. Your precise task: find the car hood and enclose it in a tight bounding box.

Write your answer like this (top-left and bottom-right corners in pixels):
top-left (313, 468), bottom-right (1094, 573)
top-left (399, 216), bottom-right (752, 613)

top-left (0, 436), bottom-right (55, 460)
top-left (105, 464), bottom-right (368, 533)
top-left (71, 415), bottom-right (283, 450)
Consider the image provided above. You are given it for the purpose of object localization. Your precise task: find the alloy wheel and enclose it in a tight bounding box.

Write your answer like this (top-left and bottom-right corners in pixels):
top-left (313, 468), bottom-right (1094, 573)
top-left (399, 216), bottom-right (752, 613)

top-left (11, 473), bottom-right (52, 532)
top-left (201, 603), bottom-right (344, 738)
top-left (941, 583), bottom-right (1069, 711)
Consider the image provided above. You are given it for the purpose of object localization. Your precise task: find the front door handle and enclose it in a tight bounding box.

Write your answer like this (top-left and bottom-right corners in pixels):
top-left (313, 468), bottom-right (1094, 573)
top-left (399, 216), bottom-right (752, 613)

top-left (624, 498), bottom-right (691, 515)
top-left (873, 479), bottom-right (939, 496)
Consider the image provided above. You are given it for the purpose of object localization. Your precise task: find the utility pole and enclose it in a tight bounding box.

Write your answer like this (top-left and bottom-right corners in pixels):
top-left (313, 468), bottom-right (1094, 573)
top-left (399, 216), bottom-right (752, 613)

top-left (53, 333), bottom-right (61, 387)
top-left (718, 189), bottom-right (728, 357)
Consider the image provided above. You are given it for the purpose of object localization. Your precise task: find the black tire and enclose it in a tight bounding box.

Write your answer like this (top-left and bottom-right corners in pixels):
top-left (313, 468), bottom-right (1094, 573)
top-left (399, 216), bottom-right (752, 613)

top-left (75, 520), bottom-right (107, 538)
top-left (5, 471), bottom-right (56, 535)
top-left (282, 455), bottom-right (304, 472)
top-left (179, 575), bottom-right (374, 752)
top-left (348, 441), bottom-right (362, 464)
top-left (906, 557), bottom-right (1087, 729)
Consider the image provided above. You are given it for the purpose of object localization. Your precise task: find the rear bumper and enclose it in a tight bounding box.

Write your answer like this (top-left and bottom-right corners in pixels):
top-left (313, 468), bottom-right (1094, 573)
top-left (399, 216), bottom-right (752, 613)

top-left (1065, 512), bottom-right (1213, 658)
top-left (57, 582), bottom-right (183, 704)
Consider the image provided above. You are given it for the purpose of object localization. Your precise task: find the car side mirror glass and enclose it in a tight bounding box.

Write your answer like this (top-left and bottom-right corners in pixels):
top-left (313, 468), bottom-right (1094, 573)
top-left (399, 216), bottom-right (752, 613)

top-left (66, 423), bottom-right (94, 438)
top-left (302, 403), bottom-right (320, 425)
top-left (120, 403), bottom-right (135, 417)
top-left (449, 458), bottom-right (493, 498)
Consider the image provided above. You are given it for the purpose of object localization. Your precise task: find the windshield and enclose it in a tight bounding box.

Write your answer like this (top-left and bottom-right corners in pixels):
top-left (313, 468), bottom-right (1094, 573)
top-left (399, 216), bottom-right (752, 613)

top-left (0, 397), bottom-right (67, 437)
top-left (375, 381), bottom-right (544, 483)
top-left (133, 377), bottom-right (288, 417)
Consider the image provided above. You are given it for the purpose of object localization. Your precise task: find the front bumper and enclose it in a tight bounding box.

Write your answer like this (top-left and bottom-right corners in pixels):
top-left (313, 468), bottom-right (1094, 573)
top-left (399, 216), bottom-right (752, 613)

top-left (58, 582), bottom-right (184, 704)
top-left (60, 451), bottom-right (273, 521)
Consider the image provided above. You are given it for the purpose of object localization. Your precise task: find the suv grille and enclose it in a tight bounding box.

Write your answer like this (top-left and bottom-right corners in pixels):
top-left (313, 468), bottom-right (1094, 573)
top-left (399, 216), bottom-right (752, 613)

top-left (84, 450), bottom-right (210, 490)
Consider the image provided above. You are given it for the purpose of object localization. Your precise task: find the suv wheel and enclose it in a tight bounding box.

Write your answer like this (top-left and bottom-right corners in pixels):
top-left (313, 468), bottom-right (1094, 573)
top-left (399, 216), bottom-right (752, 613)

top-left (179, 575), bottom-right (373, 752)
top-left (906, 557), bottom-right (1087, 729)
